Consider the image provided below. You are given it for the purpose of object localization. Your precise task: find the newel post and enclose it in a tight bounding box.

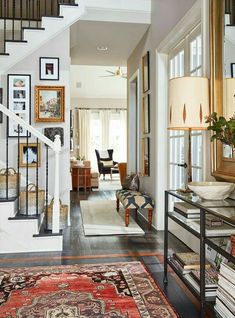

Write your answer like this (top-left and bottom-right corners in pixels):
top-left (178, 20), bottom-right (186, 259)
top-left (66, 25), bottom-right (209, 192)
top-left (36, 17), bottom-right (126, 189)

top-left (52, 135), bottom-right (61, 233)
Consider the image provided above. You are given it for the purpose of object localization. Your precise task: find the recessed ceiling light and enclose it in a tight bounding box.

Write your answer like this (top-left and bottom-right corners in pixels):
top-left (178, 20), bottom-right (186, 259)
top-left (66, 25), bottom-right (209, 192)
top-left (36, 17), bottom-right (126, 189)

top-left (97, 46), bottom-right (108, 51)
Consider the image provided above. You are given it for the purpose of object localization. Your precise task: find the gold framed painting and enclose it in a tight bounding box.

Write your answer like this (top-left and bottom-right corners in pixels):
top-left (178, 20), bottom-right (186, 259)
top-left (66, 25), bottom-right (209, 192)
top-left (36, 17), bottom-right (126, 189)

top-left (19, 143), bottom-right (41, 167)
top-left (35, 86), bottom-right (65, 122)
top-left (142, 94), bottom-right (150, 134)
top-left (142, 51), bottom-right (150, 93)
top-left (142, 137), bottom-right (150, 176)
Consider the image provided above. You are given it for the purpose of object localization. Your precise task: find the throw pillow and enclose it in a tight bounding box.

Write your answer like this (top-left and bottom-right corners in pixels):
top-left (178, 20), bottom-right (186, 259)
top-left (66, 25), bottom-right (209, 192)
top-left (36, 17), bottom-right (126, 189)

top-left (122, 173), bottom-right (139, 191)
top-left (100, 160), bottom-right (113, 167)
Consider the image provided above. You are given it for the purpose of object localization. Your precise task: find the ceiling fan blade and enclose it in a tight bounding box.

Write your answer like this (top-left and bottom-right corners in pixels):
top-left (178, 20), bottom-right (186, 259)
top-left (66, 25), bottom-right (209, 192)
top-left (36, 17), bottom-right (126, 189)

top-left (99, 75), bottom-right (115, 77)
top-left (106, 70), bottom-right (116, 75)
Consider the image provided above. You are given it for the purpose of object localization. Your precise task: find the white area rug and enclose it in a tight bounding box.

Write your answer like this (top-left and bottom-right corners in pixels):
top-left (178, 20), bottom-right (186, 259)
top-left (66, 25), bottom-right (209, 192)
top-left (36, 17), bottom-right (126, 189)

top-left (80, 200), bottom-right (145, 236)
top-left (98, 179), bottom-right (121, 191)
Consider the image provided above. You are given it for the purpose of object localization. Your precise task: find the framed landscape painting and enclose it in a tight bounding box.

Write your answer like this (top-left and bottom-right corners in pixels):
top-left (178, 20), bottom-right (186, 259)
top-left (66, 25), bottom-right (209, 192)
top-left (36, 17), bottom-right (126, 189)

top-left (7, 74), bottom-right (31, 137)
top-left (35, 86), bottom-right (65, 122)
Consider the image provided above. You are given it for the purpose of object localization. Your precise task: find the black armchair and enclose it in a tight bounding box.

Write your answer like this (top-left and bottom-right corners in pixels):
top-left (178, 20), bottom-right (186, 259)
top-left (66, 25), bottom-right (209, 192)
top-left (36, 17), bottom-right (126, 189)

top-left (95, 149), bottom-right (118, 180)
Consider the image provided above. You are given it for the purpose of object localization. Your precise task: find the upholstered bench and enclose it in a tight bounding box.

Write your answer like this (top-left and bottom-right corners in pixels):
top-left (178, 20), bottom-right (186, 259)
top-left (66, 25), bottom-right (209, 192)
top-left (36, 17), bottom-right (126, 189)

top-left (116, 189), bottom-right (155, 228)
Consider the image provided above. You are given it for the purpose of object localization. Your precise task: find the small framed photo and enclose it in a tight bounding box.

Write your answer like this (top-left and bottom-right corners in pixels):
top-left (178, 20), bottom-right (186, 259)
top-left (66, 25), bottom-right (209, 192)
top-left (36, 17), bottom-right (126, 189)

top-left (142, 51), bottom-right (150, 93)
top-left (231, 63), bottom-right (235, 78)
top-left (40, 57), bottom-right (59, 80)
top-left (142, 137), bottom-right (150, 176)
top-left (142, 94), bottom-right (150, 134)
top-left (19, 143), bottom-right (41, 167)
top-left (35, 86), bottom-right (65, 122)
top-left (0, 88), bottom-right (3, 123)
top-left (7, 74), bottom-right (31, 137)
top-left (44, 127), bottom-right (64, 146)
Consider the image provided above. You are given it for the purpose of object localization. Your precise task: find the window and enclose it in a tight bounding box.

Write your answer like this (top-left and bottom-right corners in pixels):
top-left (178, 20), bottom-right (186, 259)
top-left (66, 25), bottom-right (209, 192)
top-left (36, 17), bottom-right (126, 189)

top-left (89, 109), bottom-right (127, 169)
top-left (169, 25), bottom-right (203, 190)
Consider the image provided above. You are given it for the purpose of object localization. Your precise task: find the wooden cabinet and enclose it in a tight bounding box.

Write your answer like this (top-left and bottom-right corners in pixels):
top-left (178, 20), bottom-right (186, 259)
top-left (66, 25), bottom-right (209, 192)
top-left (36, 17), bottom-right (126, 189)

top-left (72, 167), bottom-right (91, 192)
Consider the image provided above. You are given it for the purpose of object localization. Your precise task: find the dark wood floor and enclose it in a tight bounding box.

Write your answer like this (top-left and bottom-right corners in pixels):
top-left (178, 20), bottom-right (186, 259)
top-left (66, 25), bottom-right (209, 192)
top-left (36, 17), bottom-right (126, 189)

top-left (0, 188), bottom-right (215, 318)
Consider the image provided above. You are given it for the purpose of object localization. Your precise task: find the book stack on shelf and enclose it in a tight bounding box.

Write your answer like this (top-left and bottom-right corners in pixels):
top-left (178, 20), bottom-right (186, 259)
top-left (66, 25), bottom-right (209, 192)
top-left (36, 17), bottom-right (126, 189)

top-left (191, 219), bottom-right (235, 237)
top-left (231, 235), bottom-right (235, 256)
top-left (173, 202), bottom-right (200, 223)
top-left (170, 252), bottom-right (219, 299)
top-left (214, 262), bottom-right (235, 318)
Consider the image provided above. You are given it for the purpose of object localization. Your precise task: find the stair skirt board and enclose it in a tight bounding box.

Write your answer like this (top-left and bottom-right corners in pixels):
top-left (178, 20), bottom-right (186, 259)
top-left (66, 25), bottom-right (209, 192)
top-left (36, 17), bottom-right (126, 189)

top-left (0, 201), bottom-right (63, 253)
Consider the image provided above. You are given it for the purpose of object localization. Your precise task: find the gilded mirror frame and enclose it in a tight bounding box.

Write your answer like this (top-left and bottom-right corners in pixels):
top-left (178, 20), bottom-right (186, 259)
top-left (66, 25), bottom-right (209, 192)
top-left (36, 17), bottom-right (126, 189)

top-left (210, 0), bottom-right (235, 182)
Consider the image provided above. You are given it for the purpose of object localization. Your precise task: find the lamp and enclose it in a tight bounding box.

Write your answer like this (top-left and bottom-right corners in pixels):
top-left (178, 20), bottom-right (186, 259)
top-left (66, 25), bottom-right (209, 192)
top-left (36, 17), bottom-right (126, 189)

top-left (225, 78), bottom-right (235, 119)
top-left (168, 76), bottom-right (209, 191)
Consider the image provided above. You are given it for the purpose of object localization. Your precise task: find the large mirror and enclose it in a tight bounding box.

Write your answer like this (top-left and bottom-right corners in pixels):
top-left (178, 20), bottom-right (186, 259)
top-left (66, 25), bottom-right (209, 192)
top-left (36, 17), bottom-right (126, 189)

top-left (210, 0), bottom-right (235, 182)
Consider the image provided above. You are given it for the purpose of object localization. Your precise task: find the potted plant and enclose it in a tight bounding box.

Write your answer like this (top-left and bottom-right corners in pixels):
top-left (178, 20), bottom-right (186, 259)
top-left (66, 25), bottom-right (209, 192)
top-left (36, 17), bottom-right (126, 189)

top-left (76, 155), bottom-right (85, 166)
top-left (205, 112), bottom-right (235, 158)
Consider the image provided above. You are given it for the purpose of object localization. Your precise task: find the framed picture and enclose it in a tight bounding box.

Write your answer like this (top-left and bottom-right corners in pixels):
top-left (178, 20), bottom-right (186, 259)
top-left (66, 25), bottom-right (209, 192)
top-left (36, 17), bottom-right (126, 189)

top-left (0, 88), bottom-right (3, 123)
top-left (142, 94), bottom-right (150, 134)
top-left (44, 127), bottom-right (64, 146)
top-left (231, 63), bottom-right (235, 78)
top-left (7, 74), bottom-right (31, 137)
top-left (39, 57), bottom-right (59, 80)
top-left (19, 143), bottom-right (41, 167)
top-left (35, 86), bottom-right (65, 122)
top-left (142, 51), bottom-right (150, 93)
top-left (142, 137), bottom-right (150, 176)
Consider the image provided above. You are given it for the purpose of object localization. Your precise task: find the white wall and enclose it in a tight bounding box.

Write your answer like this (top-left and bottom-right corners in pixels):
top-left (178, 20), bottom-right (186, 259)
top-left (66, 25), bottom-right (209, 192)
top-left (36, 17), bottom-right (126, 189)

top-left (0, 29), bottom-right (71, 207)
top-left (127, 0), bottom-right (197, 230)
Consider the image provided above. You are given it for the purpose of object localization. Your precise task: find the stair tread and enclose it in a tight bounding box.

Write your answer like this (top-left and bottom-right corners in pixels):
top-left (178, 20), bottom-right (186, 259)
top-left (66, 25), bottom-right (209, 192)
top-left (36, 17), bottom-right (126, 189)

top-left (33, 229), bottom-right (63, 237)
top-left (8, 213), bottom-right (40, 220)
top-left (22, 27), bottom-right (45, 30)
top-left (5, 40), bottom-right (27, 43)
top-left (0, 197), bottom-right (17, 202)
top-left (42, 15), bottom-right (64, 19)
top-left (59, 3), bottom-right (78, 6)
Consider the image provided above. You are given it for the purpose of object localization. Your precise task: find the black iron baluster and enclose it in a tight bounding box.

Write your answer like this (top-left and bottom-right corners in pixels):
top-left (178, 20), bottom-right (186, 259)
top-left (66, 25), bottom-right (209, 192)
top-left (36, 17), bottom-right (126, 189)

top-left (37, 0), bottom-right (40, 27)
top-left (45, 145), bottom-right (49, 229)
top-left (57, 0), bottom-right (59, 16)
top-left (29, 0), bottom-right (31, 27)
top-left (20, 0), bottom-right (23, 40)
top-left (17, 124), bottom-right (20, 213)
top-left (6, 116), bottom-right (9, 199)
top-left (26, 130), bottom-right (29, 216)
top-left (36, 137), bottom-right (39, 215)
top-left (44, 0), bottom-right (46, 16)
top-left (26, 0), bottom-right (29, 27)
top-left (3, 0), bottom-right (6, 53)
top-left (12, 0), bottom-right (15, 40)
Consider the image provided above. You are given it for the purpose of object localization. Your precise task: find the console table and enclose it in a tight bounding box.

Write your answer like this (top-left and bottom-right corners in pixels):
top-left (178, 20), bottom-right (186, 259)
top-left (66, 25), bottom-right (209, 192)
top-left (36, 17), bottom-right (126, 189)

top-left (71, 166), bottom-right (91, 192)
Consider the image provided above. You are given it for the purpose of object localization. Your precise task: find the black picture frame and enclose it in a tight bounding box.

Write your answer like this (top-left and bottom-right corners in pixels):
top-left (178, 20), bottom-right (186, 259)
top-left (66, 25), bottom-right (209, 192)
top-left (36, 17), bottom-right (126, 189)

top-left (231, 63), bottom-right (235, 78)
top-left (0, 88), bottom-right (3, 124)
top-left (44, 127), bottom-right (64, 146)
top-left (40, 57), bottom-right (59, 81)
top-left (142, 51), bottom-right (150, 93)
top-left (7, 74), bottom-right (31, 137)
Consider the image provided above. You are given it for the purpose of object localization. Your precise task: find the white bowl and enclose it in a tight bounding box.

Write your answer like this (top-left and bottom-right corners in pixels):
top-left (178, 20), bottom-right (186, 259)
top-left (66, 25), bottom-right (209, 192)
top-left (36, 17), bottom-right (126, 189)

top-left (188, 182), bottom-right (235, 200)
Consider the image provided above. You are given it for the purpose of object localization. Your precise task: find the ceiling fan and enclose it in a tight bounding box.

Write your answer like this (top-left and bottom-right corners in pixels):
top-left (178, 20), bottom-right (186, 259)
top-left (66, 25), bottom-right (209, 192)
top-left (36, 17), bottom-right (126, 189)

top-left (100, 66), bottom-right (127, 79)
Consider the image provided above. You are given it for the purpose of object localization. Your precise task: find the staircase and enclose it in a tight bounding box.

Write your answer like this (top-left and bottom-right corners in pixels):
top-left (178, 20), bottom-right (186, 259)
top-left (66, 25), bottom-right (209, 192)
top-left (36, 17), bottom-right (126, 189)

top-left (0, 0), bottom-right (85, 253)
top-left (0, 0), bottom-right (85, 74)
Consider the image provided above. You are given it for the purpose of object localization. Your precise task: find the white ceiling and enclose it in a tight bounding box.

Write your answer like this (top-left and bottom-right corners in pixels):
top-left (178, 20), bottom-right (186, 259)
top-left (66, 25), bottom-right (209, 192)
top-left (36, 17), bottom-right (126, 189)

top-left (70, 21), bottom-right (149, 66)
top-left (71, 65), bottom-right (127, 99)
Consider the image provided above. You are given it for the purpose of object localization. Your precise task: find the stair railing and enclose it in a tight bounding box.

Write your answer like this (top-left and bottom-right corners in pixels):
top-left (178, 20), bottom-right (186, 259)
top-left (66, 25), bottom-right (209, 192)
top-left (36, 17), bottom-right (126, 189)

top-left (0, 103), bottom-right (61, 234)
top-left (0, 0), bottom-right (76, 54)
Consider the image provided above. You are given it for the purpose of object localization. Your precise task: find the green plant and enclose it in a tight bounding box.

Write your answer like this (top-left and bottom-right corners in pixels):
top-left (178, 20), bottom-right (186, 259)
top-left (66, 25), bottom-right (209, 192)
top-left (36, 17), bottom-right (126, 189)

top-left (77, 155), bottom-right (85, 161)
top-left (205, 112), bottom-right (235, 147)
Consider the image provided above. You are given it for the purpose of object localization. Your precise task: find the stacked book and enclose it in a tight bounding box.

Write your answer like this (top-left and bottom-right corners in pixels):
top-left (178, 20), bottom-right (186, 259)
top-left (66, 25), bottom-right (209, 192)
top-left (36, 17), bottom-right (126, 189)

top-left (214, 262), bottom-right (235, 318)
top-left (173, 202), bottom-right (200, 223)
top-left (191, 219), bottom-right (235, 237)
top-left (170, 252), bottom-right (219, 299)
top-left (184, 268), bottom-right (219, 298)
top-left (231, 235), bottom-right (235, 256)
top-left (170, 252), bottom-right (211, 273)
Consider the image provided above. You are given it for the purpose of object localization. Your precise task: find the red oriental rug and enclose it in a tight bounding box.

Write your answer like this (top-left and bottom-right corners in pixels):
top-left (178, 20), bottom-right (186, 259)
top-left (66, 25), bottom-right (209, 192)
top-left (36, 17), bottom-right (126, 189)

top-left (0, 261), bottom-right (178, 318)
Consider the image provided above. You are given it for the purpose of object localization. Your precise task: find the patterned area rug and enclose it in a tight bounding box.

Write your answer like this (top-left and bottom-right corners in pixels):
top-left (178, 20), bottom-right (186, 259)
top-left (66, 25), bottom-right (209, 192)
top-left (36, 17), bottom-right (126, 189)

top-left (0, 261), bottom-right (178, 318)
